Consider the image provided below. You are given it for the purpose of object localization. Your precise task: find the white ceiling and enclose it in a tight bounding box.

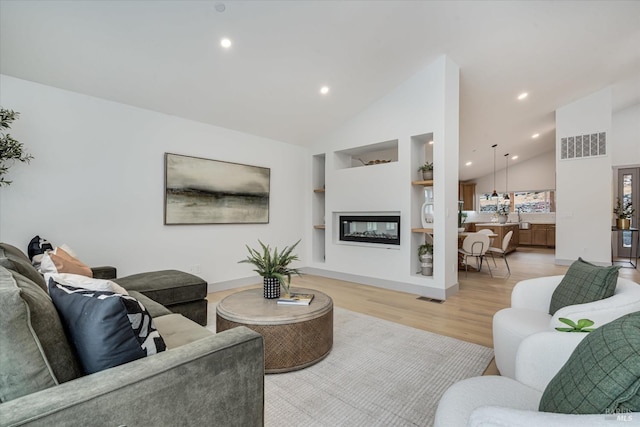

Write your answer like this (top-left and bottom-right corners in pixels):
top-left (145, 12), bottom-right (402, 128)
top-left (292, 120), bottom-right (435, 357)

top-left (1, 0), bottom-right (639, 180)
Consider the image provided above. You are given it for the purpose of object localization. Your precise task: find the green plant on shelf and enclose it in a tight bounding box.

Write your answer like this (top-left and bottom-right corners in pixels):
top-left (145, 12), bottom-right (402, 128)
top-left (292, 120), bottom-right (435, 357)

top-left (418, 162), bottom-right (433, 172)
top-left (418, 243), bottom-right (433, 258)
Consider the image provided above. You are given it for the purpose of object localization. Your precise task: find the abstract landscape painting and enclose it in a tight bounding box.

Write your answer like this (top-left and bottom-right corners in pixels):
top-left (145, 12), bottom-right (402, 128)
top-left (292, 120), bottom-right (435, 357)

top-left (165, 153), bottom-right (270, 224)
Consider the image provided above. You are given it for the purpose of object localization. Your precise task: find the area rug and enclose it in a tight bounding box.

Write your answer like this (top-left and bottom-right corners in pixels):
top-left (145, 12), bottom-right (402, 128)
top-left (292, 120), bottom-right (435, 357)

top-left (206, 305), bottom-right (493, 427)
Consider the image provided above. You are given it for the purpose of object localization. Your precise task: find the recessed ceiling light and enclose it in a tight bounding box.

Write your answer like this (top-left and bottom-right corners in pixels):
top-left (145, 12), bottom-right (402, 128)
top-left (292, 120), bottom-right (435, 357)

top-left (511, 155), bottom-right (519, 160)
top-left (465, 161), bottom-right (472, 166)
top-left (214, 2), bottom-right (226, 12)
top-left (220, 38), bottom-right (232, 49)
top-left (517, 92), bottom-right (528, 100)
top-left (532, 133), bottom-right (539, 139)
top-left (320, 86), bottom-right (330, 95)
top-left (428, 140), bottom-right (434, 145)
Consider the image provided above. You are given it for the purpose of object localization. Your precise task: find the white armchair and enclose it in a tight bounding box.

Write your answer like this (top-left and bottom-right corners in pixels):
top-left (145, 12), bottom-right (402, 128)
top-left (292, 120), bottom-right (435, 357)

top-left (493, 275), bottom-right (640, 378)
top-left (435, 330), bottom-right (640, 427)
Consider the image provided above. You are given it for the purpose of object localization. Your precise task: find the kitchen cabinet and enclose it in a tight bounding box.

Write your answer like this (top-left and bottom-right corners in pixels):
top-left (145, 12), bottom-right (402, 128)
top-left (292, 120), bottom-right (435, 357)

top-left (529, 224), bottom-right (555, 248)
top-left (459, 181), bottom-right (476, 211)
top-left (546, 226), bottom-right (556, 248)
top-left (519, 229), bottom-right (532, 245)
top-left (475, 223), bottom-right (519, 254)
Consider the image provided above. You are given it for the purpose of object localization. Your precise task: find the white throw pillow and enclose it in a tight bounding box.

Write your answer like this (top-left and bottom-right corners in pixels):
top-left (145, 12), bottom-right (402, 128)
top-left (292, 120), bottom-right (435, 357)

top-left (45, 273), bottom-right (129, 295)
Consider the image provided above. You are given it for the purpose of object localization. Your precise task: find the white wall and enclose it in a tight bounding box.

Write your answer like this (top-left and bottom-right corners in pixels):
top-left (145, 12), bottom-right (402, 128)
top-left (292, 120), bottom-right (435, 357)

top-left (0, 75), bottom-right (307, 289)
top-left (612, 103), bottom-right (640, 168)
top-left (306, 56), bottom-right (460, 299)
top-left (474, 150), bottom-right (556, 195)
top-left (555, 88), bottom-right (612, 265)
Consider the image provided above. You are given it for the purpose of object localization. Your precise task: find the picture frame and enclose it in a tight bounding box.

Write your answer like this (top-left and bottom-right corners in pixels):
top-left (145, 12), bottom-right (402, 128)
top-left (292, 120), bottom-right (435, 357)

top-left (164, 153), bottom-right (270, 224)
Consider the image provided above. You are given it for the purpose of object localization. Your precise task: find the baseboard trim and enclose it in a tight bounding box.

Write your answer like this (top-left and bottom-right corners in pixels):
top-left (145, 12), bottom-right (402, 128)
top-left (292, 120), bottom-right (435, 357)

top-left (207, 275), bottom-right (260, 293)
top-left (207, 270), bottom-right (458, 301)
top-left (301, 267), bottom-right (452, 301)
top-left (555, 257), bottom-right (611, 267)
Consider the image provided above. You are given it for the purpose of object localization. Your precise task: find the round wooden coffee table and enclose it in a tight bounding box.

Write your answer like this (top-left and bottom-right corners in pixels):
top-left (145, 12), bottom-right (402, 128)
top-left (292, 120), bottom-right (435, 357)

top-left (216, 287), bottom-right (333, 373)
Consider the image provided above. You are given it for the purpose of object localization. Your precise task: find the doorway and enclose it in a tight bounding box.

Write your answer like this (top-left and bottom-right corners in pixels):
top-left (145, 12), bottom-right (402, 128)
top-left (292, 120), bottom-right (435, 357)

top-left (616, 167), bottom-right (639, 260)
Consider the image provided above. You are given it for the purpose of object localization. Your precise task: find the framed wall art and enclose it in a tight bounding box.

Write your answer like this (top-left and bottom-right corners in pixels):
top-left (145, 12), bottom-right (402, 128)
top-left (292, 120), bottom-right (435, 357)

top-left (164, 153), bottom-right (270, 225)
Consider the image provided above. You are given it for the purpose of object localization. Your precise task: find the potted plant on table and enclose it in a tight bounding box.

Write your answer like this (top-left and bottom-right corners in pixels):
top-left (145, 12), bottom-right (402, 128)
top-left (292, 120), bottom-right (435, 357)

top-left (496, 204), bottom-right (509, 224)
top-left (613, 198), bottom-right (634, 230)
top-left (418, 242), bottom-right (433, 276)
top-left (239, 239), bottom-right (302, 299)
top-left (1, 108), bottom-right (33, 187)
top-left (418, 162), bottom-right (433, 180)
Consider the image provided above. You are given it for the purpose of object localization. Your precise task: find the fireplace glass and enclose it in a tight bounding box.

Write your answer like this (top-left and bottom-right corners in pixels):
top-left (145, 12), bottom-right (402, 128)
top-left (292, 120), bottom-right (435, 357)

top-left (339, 215), bottom-right (400, 245)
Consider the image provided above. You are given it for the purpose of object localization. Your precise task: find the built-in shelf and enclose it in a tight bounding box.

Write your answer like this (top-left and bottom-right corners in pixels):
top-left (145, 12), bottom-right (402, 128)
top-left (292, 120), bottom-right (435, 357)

top-left (312, 153), bottom-right (326, 263)
top-left (411, 132), bottom-right (435, 278)
top-left (411, 228), bottom-right (434, 234)
top-left (334, 139), bottom-right (399, 169)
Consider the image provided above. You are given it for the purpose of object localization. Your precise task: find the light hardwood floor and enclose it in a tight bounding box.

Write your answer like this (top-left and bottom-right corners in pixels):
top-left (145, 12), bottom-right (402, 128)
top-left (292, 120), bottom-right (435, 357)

top-left (207, 247), bottom-right (640, 375)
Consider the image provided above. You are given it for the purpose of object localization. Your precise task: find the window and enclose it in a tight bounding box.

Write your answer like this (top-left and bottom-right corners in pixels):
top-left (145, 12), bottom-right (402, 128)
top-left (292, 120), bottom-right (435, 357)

top-left (478, 191), bottom-right (555, 213)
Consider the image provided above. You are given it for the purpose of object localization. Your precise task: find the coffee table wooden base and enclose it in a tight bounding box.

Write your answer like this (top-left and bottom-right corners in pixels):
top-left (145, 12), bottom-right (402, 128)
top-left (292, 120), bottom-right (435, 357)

top-left (216, 288), bottom-right (333, 373)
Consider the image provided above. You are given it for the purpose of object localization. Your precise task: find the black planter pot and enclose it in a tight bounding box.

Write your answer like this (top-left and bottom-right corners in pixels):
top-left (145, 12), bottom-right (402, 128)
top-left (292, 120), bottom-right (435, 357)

top-left (263, 277), bottom-right (280, 299)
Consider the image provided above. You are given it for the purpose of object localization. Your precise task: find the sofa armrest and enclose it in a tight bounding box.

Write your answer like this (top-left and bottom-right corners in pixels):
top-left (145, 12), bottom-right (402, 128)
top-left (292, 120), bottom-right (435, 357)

top-left (0, 326), bottom-right (264, 427)
top-left (90, 266), bottom-right (117, 280)
top-left (550, 280), bottom-right (640, 330)
top-left (515, 331), bottom-right (588, 393)
top-left (511, 276), bottom-right (563, 311)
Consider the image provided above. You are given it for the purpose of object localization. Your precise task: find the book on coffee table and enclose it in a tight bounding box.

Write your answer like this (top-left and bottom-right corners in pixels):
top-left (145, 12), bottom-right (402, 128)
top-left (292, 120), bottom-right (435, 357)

top-left (277, 293), bottom-right (314, 306)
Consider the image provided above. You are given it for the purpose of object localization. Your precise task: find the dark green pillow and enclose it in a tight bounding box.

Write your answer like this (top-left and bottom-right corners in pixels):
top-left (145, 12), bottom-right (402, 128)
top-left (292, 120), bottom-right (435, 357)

top-left (539, 311), bottom-right (640, 414)
top-left (549, 257), bottom-right (619, 315)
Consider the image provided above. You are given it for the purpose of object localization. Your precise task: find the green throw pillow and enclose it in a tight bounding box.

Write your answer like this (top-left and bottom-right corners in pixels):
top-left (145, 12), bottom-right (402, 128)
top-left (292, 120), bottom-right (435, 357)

top-left (549, 257), bottom-right (619, 315)
top-left (539, 311), bottom-right (640, 414)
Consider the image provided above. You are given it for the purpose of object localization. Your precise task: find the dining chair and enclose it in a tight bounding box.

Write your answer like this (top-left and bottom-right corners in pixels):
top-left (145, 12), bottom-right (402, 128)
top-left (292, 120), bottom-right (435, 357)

top-left (458, 233), bottom-right (492, 277)
top-left (487, 230), bottom-right (513, 277)
top-left (477, 228), bottom-right (495, 247)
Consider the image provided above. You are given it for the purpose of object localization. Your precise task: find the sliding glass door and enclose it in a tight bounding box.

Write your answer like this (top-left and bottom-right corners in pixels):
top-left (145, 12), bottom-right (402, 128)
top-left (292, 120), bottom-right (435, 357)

top-left (617, 167), bottom-right (639, 259)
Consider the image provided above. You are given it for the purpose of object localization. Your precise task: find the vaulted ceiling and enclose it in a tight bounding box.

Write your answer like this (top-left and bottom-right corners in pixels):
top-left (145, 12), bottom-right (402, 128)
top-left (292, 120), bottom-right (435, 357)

top-left (1, 1), bottom-right (639, 180)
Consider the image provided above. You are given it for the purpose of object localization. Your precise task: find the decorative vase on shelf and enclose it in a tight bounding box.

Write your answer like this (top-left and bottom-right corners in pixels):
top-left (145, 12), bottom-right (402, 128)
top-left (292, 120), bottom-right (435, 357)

top-left (616, 218), bottom-right (631, 230)
top-left (422, 171), bottom-right (433, 180)
top-left (498, 215), bottom-right (508, 224)
top-left (421, 201), bottom-right (434, 228)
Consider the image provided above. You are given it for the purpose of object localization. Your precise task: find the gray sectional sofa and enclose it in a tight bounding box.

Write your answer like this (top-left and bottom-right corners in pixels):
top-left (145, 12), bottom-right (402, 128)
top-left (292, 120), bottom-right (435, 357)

top-left (0, 242), bottom-right (265, 426)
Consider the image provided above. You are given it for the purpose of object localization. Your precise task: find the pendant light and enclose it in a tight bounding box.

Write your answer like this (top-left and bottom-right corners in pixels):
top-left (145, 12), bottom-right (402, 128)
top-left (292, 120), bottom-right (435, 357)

top-left (503, 153), bottom-right (510, 200)
top-left (491, 144), bottom-right (499, 198)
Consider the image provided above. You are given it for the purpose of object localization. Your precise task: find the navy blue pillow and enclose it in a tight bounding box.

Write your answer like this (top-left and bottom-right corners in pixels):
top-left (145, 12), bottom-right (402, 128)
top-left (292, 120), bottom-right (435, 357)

top-left (49, 280), bottom-right (166, 374)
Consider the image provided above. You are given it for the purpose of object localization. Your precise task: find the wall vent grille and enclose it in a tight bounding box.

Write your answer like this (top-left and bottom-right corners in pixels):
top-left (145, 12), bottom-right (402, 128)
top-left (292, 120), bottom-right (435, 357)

top-left (560, 132), bottom-right (606, 160)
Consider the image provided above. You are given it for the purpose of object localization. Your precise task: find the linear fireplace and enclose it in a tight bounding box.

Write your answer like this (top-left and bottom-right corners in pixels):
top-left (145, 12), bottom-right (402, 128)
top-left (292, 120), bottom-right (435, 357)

top-left (339, 215), bottom-right (400, 245)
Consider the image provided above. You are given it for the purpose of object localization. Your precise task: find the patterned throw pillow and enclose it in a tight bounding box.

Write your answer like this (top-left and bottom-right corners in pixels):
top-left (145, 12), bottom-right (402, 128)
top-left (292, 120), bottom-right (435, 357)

top-left (539, 311), bottom-right (640, 414)
top-left (548, 257), bottom-right (619, 315)
top-left (27, 235), bottom-right (53, 266)
top-left (49, 280), bottom-right (166, 374)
